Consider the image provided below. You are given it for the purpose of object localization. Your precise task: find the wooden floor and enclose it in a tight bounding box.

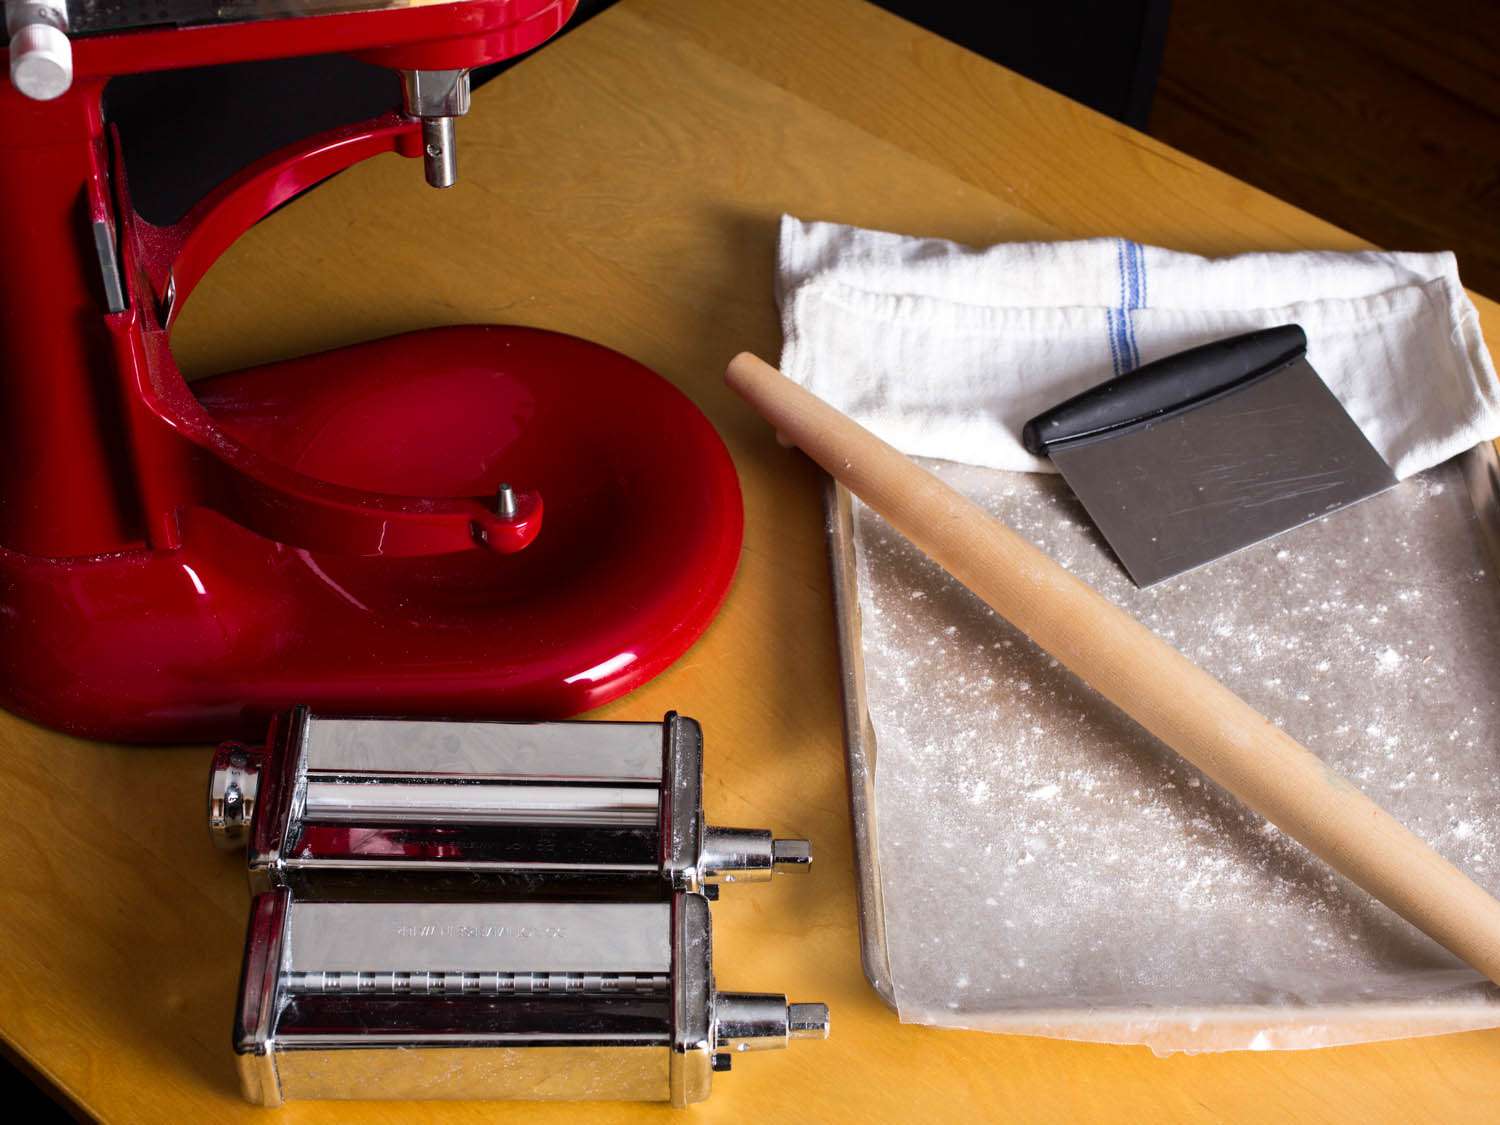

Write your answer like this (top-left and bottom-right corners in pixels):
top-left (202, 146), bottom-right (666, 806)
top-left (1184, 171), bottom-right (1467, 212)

top-left (1150, 0), bottom-right (1500, 298)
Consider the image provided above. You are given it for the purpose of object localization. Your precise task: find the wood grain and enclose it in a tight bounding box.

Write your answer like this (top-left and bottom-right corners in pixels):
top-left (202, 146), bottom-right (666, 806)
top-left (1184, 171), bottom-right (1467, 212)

top-left (1152, 0), bottom-right (1500, 299)
top-left (2, 0), bottom-right (1499, 1122)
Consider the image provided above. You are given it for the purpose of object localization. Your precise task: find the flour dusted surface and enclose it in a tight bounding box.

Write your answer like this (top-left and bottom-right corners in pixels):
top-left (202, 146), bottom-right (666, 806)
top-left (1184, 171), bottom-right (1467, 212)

top-left (851, 457), bottom-right (1500, 1048)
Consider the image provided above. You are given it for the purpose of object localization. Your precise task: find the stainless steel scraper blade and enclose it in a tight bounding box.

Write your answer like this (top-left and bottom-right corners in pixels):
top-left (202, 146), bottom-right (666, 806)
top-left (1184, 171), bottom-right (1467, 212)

top-left (1048, 355), bottom-right (1397, 587)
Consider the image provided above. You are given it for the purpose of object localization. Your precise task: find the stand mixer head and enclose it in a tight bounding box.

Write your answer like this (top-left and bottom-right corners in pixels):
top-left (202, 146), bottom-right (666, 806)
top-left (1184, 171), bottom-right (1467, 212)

top-left (0, 1), bottom-right (744, 741)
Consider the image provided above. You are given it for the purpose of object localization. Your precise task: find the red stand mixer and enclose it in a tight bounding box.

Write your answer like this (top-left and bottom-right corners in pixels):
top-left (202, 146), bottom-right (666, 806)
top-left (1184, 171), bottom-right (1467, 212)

top-left (0, 0), bottom-right (743, 742)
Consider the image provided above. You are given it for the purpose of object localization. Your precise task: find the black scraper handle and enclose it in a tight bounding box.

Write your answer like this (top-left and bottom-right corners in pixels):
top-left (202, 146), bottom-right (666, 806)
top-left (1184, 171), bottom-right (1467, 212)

top-left (1021, 324), bottom-right (1308, 455)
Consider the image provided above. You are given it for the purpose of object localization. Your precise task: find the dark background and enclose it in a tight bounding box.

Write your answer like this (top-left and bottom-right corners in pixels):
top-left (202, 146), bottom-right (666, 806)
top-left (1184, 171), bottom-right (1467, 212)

top-left (7, 0), bottom-right (1500, 1115)
top-left (1152, 0), bottom-right (1500, 298)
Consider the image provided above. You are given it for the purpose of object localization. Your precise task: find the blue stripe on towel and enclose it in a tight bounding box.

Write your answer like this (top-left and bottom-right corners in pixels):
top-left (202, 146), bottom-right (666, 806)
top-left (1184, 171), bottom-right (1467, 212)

top-left (1112, 240), bottom-right (1136, 372)
top-left (1105, 307), bottom-right (1122, 377)
top-left (1117, 239), bottom-right (1148, 372)
top-left (1104, 240), bottom-right (1151, 377)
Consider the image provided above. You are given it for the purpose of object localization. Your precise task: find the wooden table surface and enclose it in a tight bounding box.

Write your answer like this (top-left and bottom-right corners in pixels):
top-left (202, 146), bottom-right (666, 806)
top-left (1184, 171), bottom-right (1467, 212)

top-left (4, 1), bottom-right (1499, 1121)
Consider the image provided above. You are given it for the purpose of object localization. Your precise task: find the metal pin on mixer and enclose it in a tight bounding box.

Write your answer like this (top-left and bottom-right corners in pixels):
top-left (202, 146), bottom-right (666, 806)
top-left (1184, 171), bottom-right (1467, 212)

top-left (400, 67), bottom-right (470, 188)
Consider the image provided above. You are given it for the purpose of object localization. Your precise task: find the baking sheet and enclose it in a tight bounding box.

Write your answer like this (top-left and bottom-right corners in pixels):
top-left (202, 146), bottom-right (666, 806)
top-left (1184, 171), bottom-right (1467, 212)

top-left (828, 444), bottom-right (1500, 1052)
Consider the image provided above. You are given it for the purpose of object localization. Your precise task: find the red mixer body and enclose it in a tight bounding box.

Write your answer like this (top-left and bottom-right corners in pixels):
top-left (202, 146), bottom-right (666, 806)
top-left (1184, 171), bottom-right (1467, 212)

top-left (0, 2), bottom-right (744, 741)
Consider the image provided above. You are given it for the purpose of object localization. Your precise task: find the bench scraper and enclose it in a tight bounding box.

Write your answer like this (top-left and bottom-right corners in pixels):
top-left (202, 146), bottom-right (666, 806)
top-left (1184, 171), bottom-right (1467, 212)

top-left (1021, 324), bottom-right (1397, 586)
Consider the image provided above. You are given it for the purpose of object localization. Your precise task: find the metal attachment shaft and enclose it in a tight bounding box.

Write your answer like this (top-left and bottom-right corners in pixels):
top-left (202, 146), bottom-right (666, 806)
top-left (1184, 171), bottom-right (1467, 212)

top-left (399, 68), bottom-right (471, 188)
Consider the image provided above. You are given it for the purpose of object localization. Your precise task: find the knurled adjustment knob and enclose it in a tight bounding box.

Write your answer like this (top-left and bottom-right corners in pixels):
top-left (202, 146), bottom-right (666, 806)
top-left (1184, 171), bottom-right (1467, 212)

top-left (8, 19), bottom-right (72, 101)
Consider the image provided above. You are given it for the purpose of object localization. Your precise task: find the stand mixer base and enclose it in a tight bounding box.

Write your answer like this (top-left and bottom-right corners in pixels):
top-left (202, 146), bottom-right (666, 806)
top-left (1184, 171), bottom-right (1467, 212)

top-left (0, 327), bottom-right (743, 742)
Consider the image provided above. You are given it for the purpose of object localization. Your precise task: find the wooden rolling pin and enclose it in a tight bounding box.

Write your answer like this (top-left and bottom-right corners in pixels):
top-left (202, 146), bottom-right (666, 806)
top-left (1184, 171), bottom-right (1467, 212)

top-left (726, 351), bottom-right (1500, 986)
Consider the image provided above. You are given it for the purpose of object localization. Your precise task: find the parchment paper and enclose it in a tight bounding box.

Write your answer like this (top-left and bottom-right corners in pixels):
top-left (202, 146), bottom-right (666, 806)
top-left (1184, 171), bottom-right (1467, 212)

top-left (851, 456), bottom-right (1500, 1052)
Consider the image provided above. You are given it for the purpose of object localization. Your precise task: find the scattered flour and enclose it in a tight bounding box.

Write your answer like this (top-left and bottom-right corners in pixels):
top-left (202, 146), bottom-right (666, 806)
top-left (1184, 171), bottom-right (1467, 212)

top-left (852, 455), bottom-right (1500, 1047)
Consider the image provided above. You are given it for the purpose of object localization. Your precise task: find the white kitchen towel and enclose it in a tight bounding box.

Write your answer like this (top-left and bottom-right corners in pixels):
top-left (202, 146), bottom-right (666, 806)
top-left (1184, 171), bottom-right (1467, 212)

top-left (776, 215), bottom-right (1500, 478)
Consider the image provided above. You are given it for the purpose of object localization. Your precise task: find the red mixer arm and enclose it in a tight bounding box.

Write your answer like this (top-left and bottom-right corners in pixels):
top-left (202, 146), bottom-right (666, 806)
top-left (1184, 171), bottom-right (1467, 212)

top-left (109, 115), bottom-right (541, 557)
top-left (147, 112), bottom-right (428, 325)
top-left (64, 1), bottom-right (577, 79)
top-left (0, 0), bottom-right (577, 561)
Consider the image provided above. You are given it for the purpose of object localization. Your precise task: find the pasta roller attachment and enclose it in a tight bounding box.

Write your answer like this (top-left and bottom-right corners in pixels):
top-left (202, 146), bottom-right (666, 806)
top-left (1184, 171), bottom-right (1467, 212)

top-left (234, 889), bottom-right (829, 1106)
top-left (210, 709), bottom-right (812, 897)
